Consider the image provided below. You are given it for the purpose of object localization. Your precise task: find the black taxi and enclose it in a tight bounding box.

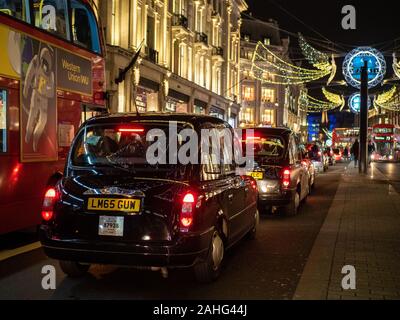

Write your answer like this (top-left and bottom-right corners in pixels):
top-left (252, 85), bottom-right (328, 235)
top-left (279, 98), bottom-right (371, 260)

top-left (241, 128), bottom-right (310, 215)
top-left (39, 113), bottom-right (259, 283)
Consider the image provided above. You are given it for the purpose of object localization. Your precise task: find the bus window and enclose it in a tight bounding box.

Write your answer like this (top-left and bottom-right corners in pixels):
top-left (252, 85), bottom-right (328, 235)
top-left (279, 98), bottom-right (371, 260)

top-left (32, 0), bottom-right (70, 40)
top-left (0, 89), bottom-right (7, 153)
top-left (0, 0), bottom-right (29, 21)
top-left (70, 0), bottom-right (100, 54)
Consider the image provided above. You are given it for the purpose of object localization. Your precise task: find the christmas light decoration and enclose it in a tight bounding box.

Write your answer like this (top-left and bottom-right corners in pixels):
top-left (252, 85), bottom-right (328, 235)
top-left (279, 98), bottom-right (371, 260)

top-left (343, 47), bottom-right (386, 89)
top-left (298, 33), bottom-right (330, 70)
top-left (322, 87), bottom-right (345, 110)
top-left (392, 53), bottom-right (400, 79)
top-left (375, 85), bottom-right (397, 105)
top-left (250, 42), bottom-right (333, 85)
top-left (374, 86), bottom-right (400, 111)
top-left (299, 90), bottom-right (341, 113)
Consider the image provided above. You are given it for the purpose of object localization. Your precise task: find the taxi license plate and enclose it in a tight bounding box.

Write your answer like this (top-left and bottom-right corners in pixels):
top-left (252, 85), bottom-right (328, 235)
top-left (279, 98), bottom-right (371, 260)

top-left (87, 198), bottom-right (141, 213)
top-left (99, 216), bottom-right (124, 237)
top-left (248, 172), bottom-right (263, 180)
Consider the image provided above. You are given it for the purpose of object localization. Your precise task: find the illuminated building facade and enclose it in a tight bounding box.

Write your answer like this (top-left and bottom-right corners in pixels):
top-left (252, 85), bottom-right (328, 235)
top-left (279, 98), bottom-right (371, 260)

top-left (239, 17), bottom-right (307, 137)
top-left (96, 0), bottom-right (248, 127)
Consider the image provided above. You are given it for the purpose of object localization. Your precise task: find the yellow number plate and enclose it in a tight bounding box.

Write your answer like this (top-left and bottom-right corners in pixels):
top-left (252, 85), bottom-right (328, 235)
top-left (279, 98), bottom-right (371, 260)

top-left (248, 172), bottom-right (263, 180)
top-left (87, 198), bottom-right (141, 213)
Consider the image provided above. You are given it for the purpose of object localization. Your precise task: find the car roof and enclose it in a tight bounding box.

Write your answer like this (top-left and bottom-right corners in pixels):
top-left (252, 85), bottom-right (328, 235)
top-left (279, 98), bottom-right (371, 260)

top-left (242, 127), bottom-right (293, 136)
top-left (84, 112), bottom-right (228, 127)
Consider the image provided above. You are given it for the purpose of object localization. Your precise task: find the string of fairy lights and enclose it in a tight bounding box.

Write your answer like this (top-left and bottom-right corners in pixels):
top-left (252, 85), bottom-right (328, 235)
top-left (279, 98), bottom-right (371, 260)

top-left (374, 85), bottom-right (400, 111)
top-left (247, 26), bottom-right (400, 113)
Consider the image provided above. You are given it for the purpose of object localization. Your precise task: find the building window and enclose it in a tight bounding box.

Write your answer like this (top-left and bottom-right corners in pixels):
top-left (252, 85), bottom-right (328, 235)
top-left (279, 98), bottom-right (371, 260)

top-left (0, 89), bottom-right (7, 153)
top-left (33, 0), bottom-right (70, 40)
top-left (242, 85), bottom-right (255, 102)
top-left (243, 34), bottom-right (250, 42)
top-left (261, 87), bottom-right (275, 103)
top-left (179, 44), bottom-right (185, 77)
top-left (261, 109), bottom-right (275, 126)
top-left (118, 82), bottom-right (125, 112)
top-left (263, 38), bottom-right (270, 46)
top-left (239, 107), bottom-right (255, 125)
top-left (205, 59), bottom-right (211, 89)
top-left (111, 0), bottom-right (119, 45)
top-left (187, 47), bottom-right (192, 81)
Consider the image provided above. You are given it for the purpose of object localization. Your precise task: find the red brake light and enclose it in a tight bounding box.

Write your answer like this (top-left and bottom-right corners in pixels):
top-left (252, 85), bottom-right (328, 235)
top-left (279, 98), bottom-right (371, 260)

top-left (118, 127), bottom-right (145, 133)
top-left (41, 187), bottom-right (58, 222)
top-left (282, 169), bottom-right (290, 188)
top-left (41, 211), bottom-right (53, 221)
top-left (180, 192), bottom-right (196, 230)
top-left (183, 193), bottom-right (195, 203)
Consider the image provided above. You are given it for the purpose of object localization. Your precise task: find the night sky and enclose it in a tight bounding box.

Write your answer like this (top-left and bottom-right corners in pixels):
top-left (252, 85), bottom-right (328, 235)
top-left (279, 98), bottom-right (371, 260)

top-left (245, 0), bottom-right (400, 50)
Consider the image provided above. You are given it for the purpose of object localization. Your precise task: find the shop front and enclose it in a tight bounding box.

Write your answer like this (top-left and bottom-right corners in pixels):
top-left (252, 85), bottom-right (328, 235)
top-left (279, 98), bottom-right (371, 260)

top-left (194, 99), bottom-right (207, 115)
top-left (135, 78), bottom-right (159, 112)
top-left (166, 89), bottom-right (189, 113)
top-left (209, 106), bottom-right (225, 120)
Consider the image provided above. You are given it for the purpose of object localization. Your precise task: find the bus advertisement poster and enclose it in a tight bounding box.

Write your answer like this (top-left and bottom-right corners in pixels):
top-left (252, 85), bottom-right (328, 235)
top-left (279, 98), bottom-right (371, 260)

top-left (20, 35), bottom-right (57, 162)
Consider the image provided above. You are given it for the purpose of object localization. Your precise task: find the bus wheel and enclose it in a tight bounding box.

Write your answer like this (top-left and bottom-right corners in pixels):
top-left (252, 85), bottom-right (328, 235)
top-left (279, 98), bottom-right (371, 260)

top-left (59, 260), bottom-right (90, 277)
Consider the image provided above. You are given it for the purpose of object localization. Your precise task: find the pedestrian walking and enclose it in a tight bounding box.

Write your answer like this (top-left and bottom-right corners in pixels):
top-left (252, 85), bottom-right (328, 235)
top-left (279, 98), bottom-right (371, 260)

top-left (351, 139), bottom-right (359, 168)
top-left (343, 146), bottom-right (349, 161)
top-left (368, 140), bottom-right (375, 165)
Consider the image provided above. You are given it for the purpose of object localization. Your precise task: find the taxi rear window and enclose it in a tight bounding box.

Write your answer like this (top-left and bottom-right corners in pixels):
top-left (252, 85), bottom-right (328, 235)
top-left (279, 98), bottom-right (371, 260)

top-left (71, 123), bottom-right (194, 179)
top-left (242, 132), bottom-right (286, 159)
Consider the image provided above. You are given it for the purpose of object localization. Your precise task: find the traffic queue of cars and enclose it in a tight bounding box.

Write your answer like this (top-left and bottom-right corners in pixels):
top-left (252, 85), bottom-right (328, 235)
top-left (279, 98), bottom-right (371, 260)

top-left (38, 113), bottom-right (324, 283)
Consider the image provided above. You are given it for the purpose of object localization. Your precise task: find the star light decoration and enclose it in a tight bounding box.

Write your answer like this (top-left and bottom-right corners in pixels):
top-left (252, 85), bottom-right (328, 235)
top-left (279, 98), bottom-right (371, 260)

top-left (374, 85), bottom-right (400, 111)
top-left (299, 90), bottom-right (343, 113)
top-left (250, 38), bottom-right (335, 85)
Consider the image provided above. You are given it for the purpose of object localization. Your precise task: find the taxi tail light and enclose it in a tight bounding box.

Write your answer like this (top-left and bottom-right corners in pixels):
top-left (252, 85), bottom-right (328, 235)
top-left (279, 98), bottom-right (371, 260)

top-left (282, 168), bottom-right (291, 188)
top-left (180, 192), bottom-right (196, 231)
top-left (250, 179), bottom-right (258, 191)
top-left (41, 187), bottom-right (58, 221)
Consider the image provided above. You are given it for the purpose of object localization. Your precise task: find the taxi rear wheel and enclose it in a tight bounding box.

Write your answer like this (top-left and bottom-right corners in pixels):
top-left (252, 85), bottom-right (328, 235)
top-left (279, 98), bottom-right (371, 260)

top-left (281, 190), bottom-right (300, 216)
top-left (194, 230), bottom-right (224, 283)
top-left (59, 260), bottom-right (90, 278)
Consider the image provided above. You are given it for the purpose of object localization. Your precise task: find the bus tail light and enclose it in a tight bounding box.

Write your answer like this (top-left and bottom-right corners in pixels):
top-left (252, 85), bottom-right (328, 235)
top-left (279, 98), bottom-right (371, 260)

top-left (180, 192), bottom-right (196, 231)
top-left (41, 187), bottom-right (58, 221)
top-left (282, 168), bottom-right (291, 188)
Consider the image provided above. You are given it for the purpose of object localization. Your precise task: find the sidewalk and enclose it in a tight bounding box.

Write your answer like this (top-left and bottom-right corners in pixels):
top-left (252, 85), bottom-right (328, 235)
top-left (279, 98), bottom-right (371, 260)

top-left (294, 163), bottom-right (400, 300)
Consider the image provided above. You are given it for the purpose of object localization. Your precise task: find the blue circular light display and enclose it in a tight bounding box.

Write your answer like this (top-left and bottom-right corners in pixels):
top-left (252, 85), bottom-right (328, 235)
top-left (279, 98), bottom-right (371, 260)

top-left (343, 47), bottom-right (386, 89)
top-left (348, 93), bottom-right (371, 113)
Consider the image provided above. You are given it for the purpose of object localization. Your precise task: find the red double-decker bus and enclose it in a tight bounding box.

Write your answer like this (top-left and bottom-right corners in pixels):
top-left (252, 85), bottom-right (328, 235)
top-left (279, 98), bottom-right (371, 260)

top-left (0, 0), bottom-right (106, 234)
top-left (371, 124), bottom-right (400, 162)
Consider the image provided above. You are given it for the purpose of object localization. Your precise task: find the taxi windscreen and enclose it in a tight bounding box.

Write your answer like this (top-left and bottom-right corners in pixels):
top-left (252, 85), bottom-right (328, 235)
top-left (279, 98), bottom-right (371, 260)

top-left (71, 123), bottom-right (193, 178)
top-left (242, 132), bottom-right (286, 161)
